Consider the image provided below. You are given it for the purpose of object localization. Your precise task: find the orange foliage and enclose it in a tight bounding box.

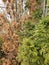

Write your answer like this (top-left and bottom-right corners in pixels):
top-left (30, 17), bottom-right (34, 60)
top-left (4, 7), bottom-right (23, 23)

top-left (0, 14), bottom-right (19, 65)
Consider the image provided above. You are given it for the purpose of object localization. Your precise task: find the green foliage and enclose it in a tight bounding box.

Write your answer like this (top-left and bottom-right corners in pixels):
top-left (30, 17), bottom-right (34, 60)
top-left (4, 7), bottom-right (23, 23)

top-left (16, 20), bottom-right (35, 41)
top-left (16, 20), bottom-right (35, 46)
top-left (33, 8), bottom-right (43, 19)
top-left (18, 16), bottom-right (49, 65)
top-left (22, 20), bottom-right (35, 37)
top-left (32, 0), bottom-right (43, 20)
top-left (36, 0), bottom-right (43, 4)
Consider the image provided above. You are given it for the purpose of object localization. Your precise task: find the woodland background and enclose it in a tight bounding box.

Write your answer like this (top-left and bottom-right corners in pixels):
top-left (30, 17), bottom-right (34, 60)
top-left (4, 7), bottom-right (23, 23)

top-left (0, 0), bottom-right (49, 65)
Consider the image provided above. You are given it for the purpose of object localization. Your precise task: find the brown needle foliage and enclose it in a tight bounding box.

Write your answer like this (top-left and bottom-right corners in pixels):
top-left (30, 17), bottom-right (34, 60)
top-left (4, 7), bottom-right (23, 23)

top-left (0, 14), bottom-right (19, 65)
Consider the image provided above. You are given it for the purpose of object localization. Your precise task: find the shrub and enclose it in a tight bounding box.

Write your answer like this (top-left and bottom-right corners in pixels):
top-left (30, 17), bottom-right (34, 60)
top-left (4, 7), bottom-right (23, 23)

top-left (18, 16), bottom-right (49, 65)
